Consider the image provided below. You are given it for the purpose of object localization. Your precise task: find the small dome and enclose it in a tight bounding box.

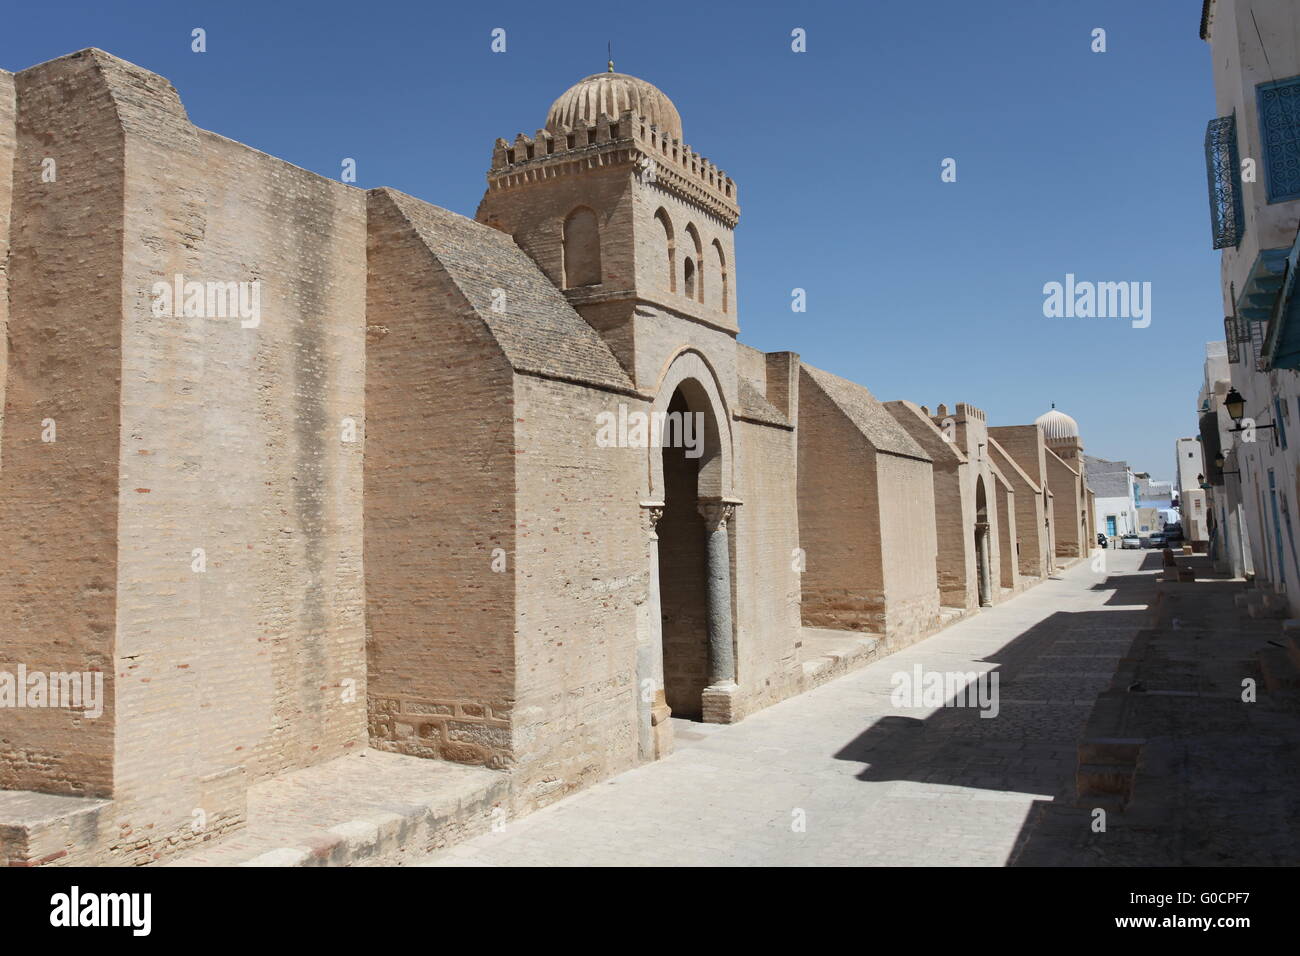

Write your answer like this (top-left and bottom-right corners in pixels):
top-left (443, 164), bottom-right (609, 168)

top-left (546, 70), bottom-right (683, 142)
top-left (1035, 405), bottom-right (1080, 443)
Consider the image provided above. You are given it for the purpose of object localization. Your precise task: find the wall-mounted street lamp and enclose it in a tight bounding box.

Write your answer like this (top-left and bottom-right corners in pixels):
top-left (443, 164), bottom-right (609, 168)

top-left (1213, 452), bottom-right (1240, 476)
top-left (1224, 387), bottom-right (1246, 422)
top-left (1223, 386), bottom-right (1277, 444)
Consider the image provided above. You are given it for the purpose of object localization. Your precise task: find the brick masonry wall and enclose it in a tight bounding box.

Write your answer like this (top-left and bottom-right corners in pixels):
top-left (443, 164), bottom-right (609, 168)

top-left (997, 484), bottom-right (1019, 589)
top-left (989, 441), bottom-right (1047, 578)
top-left (1, 50), bottom-right (369, 862)
top-left (732, 415), bottom-right (803, 715)
top-left (570, 298), bottom-right (637, 380)
top-left (477, 161), bottom-right (644, 386)
top-left (0, 49), bottom-right (1086, 867)
top-left (629, 307), bottom-right (738, 399)
top-left (508, 375), bottom-right (644, 810)
top-left (478, 163), bottom-right (636, 299)
top-left (932, 463), bottom-right (970, 606)
top-left (112, 54), bottom-right (368, 843)
top-left (797, 369), bottom-right (882, 632)
top-left (482, 157), bottom-right (742, 343)
top-left (631, 182), bottom-right (737, 334)
top-left (954, 416), bottom-right (1006, 604)
top-left (1046, 452), bottom-right (1084, 557)
top-left (989, 426), bottom-right (1054, 575)
top-left (877, 453), bottom-right (941, 639)
top-left (882, 402), bottom-right (973, 609)
top-left (0, 68), bottom-right (12, 471)
top-left (0, 52), bottom-right (125, 798)
top-left (364, 190), bottom-right (517, 770)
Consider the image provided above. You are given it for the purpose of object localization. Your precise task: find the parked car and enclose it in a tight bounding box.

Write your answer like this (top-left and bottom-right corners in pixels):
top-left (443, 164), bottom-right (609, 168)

top-left (1096, 532), bottom-right (1109, 548)
top-left (1165, 525), bottom-right (1184, 543)
top-left (1148, 532), bottom-right (1166, 548)
top-left (1120, 534), bottom-right (1142, 549)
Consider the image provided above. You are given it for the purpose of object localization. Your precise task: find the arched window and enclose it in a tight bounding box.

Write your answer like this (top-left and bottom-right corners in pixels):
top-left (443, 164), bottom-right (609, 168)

top-left (654, 208), bottom-right (676, 293)
top-left (712, 239), bottom-right (728, 314)
top-left (562, 207), bottom-right (601, 288)
top-left (684, 224), bottom-right (703, 303)
top-left (683, 257), bottom-right (696, 299)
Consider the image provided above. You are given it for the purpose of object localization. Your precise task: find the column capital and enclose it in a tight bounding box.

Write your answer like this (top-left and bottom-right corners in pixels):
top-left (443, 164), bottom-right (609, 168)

top-left (697, 497), bottom-right (742, 531)
top-left (639, 500), bottom-right (665, 539)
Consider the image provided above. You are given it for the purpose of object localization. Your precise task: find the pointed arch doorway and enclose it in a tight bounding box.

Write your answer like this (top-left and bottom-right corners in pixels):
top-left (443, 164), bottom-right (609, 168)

top-left (658, 382), bottom-right (735, 719)
top-left (639, 350), bottom-right (739, 758)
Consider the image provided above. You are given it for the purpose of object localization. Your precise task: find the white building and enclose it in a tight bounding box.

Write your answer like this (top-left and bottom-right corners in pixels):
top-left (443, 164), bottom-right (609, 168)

top-left (1130, 475), bottom-right (1173, 537)
top-left (1085, 456), bottom-right (1137, 540)
top-left (1174, 436), bottom-right (1207, 540)
top-left (1188, 341), bottom-right (1254, 572)
top-left (1201, 0), bottom-right (1294, 595)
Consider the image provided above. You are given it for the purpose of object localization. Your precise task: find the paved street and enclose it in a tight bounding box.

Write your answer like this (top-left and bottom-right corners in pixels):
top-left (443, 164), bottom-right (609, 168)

top-left (421, 550), bottom-right (1156, 866)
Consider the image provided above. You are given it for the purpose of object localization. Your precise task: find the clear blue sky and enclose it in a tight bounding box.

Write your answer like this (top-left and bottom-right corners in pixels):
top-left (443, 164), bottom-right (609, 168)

top-left (1, 0), bottom-right (1220, 481)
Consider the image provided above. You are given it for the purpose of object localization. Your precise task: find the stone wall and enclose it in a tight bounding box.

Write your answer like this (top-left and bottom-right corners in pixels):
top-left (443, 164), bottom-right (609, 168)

top-left (988, 438), bottom-right (1046, 578)
top-left (0, 51), bottom-right (124, 799)
top-left (884, 401), bottom-right (971, 608)
top-left (0, 46), bottom-right (1094, 867)
top-left (989, 426), bottom-right (1055, 576)
top-left (509, 374), bottom-right (645, 810)
top-left (954, 407), bottom-right (1006, 605)
top-left (364, 190), bottom-right (518, 768)
top-left (797, 368), bottom-right (882, 632)
top-left (876, 452), bottom-right (941, 639)
top-left (630, 183), bottom-right (738, 334)
top-left (995, 479), bottom-right (1019, 590)
top-left (478, 162), bottom-right (635, 296)
top-left (0, 50), bottom-right (369, 862)
top-left (1046, 449), bottom-right (1084, 558)
top-left (731, 387), bottom-right (802, 717)
top-left (0, 68), bottom-right (13, 470)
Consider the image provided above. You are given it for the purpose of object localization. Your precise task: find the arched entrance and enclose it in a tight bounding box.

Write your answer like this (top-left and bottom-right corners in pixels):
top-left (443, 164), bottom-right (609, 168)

top-left (974, 476), bottom-right (992, 607)
top-left (641, 351), bottom-right (738, 740)
top-left (659, 387), bottom-right (709, 718)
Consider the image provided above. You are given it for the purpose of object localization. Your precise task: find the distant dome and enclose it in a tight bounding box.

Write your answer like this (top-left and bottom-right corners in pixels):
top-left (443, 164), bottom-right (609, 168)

top-left (1035, 405), bottom-right (1080, 443)
top-left (546, 69), bottom-right (683, 142)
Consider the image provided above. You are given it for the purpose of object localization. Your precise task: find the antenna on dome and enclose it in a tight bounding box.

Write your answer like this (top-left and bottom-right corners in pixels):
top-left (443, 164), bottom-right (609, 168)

top-left (607, 42), bottom-right (614, 72)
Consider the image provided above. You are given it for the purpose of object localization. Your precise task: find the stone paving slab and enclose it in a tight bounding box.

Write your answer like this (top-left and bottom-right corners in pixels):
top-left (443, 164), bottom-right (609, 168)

top-left (167, 749), bottom-right (506, 867)
top-left (1014, 560), bottom-right (1300, 866)
top-left (418, 551), bottom-right (1153, 867)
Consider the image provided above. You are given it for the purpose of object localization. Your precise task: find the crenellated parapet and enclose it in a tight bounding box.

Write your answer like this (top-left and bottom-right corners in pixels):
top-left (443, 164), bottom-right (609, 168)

top-left (926, 402), bottom-right (987, 424)
top-left (486, 108), bottom-right (740, 228)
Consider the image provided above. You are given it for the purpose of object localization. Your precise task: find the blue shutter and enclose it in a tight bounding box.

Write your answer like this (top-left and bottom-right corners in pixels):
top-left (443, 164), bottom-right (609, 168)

top-left (1258, 76), bottom-right (1300, 203)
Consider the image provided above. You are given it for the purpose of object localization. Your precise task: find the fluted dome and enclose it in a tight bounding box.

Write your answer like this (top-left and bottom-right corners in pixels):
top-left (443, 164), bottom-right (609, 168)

top-left (1035, 405), bottom-right (1080, 443)
top-left (546, 70), bottom-right (683, 142)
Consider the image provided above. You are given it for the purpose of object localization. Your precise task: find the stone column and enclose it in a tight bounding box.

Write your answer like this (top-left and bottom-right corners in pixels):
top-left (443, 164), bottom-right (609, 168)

top-left (976, 521), bottom-right (992, 606)
top-left (698, 499), bottom-right (740, 722)
top-left (638, 501), bottom-right (672, 759)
